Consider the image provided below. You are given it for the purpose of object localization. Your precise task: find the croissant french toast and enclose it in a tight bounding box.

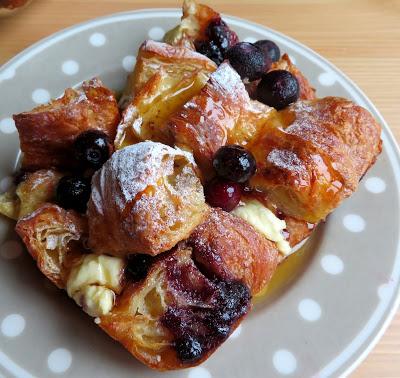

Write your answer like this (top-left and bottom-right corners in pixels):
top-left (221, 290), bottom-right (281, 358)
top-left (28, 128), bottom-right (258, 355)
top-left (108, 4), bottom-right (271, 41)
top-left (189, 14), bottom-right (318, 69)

top-left (248, 97), bottom-right (382, 223)
top-left (119, 39), bottom-right (216, 109)
top-left (14, 78), bottom-right (120, 171)
top-left (15, 204), bottom-right (87, 288)
top-left (0, 169), bottom-right (62, 220)
top-left (102, 209), bottom-right (276, 369)
top-left (88, 141), bottom-right (208, 257)
top-left (116, 41), bottom-right (216, 148)
top-left (168, 62), bottom-right (381, 223)
top-left (188, 208), bottom-right (279, 295)
top-left (1, 0), bottom-right (384, 372)
top-left (169, 62), bottom-right (273, 174)
top-left (15, 202), bottom-right (278, 370)
top-left (163, 0), bottom-right (219, 49)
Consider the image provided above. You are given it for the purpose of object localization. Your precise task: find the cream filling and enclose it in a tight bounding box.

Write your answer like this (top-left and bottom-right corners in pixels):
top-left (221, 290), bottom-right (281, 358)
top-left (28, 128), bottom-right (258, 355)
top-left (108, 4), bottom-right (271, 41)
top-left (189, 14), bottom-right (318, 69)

top-left (232, 199), bottom-right (291, 256)
top-left (66, 254), bottom-right (124, 317)
top-left (72, 285), bottom-right (115, 317)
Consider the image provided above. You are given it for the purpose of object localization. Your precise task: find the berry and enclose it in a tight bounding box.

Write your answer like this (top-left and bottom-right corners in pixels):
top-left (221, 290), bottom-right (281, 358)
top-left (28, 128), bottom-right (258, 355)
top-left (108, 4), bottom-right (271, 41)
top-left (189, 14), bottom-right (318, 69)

top-left (217, 280), bottom-right (250, 319)
top-left (205, 178), bottom-right (242, 212)
top-left (125, 254), bottom-right (154, 282)
top-left (195, 40), bottom-right (224, 65)
top-left (175, 336), bottom-right (203, 363)
top-left (256, 69), bottom-right (300, 110)
top-left (195, 18), bottom-right (238, 65)
top-left (206, 18), bottom-right (238, 54)
top-left (254, 39), bottom-right (281, 63)
top-left (73, 130), bottom-right (111, 170)
top-left (205, 316), bottom-right (230, 337)
top-left (225, 42), bottom-right (269, 81)
top-left (213, 145), bottom-right (256, 183)
top-left (56, 176), bottom-right (91, 213)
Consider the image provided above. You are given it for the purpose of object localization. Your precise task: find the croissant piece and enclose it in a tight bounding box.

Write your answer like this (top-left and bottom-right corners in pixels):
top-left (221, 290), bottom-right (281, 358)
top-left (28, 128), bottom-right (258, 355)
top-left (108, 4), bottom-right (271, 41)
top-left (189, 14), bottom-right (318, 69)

top-left (284, 215), bottom-right (315, 248)
top-left (0, 169), bottom-right (62, 220)
top-left (16, 206), bottom-right (255, 370)
top-left (248, 97), bottom-right (382, 222)
top-left (163, 0), bottom-right (219, 49)
top-left (169, 62), bottom-right (274, 174)
top-left (100, 244), bottom-right (251, 370)
top-left (15, 204), bottom-right (87, 288)
top-left (88, 141), bottom-right (208, 257)
top-left (169, 62), bottom-right (381, 223)
top-left (14, 78), bottom-right (120, 171)
top-left (116, 41), bottom-right (216, 148)
top-left (188, 208), bottom-right (279, 294)
top-left (119, 40), bottom-right (216, 110)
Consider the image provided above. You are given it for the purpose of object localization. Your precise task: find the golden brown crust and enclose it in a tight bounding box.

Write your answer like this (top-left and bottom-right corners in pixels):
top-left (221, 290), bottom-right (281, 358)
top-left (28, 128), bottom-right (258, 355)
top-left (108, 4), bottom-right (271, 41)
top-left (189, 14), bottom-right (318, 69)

top-left (116, 41), bottom-right (216, 148)
top-left (169, 62), bottom-right (273, 175)
top-left (99, 250), bottom-right (180, 370)
top-left (88, 142), bottom-right (208, 257)
top-left (169, 65), bottom-right (381, 224)
top-left (163, 0), bottom-right (219, 49)
top-left (188, 208), bottom-right (279, 294)
top-left (100, 244), bottom-right (249, 370)
top-left (284, 215), bottom-right (315, 248)
top-left (249, 97), bottom-right (382, 222)
top-left (15, 204), bottom-right (87, 288)
top-left (270, 54), bottom-right (316, 100)
top-left (16, 213), bottom-right (250, 371)
top-left (119, 40), bottom-right (216, 110)
top-left (0, 169), bottom-right (62, 220)
top-left (14, 78), bottom-right (120, 171)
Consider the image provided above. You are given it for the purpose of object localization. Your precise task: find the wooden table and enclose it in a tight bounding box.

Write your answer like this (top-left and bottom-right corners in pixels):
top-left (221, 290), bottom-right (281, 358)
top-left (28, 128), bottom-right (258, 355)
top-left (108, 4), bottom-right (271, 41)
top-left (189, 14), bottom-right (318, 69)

top-left (1, 0), bottom-right (399, 376)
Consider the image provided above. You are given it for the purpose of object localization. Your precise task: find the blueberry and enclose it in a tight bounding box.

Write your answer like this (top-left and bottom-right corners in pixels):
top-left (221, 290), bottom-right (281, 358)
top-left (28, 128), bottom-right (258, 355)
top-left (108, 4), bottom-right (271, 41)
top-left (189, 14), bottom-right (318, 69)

top-left (218, 280), bottom-right (251, 315)
top-left (206, 18), bottom-right (238, 54)
top-left (225, 42), bottom-right (269, 81)
top-left (125, 254), bottom-right (154, 282)
top-left (56, 176), bottom-right (91, 213)
top-left (254, 40), bottom-right (281, 63)
top-left (175, 336), bottom-right (203, 363)
top-left (256, 69), bottom-right (300, 109)
top-left (204, 178), bottom-right (242, 212)
top-left (213, 145), bottom-right (257, 183)
top-left (195, 18), bottom-right (238, 66)
top-left (195, 40), bottom-right (225, 65)
top-left (73, 130), bottom-right (111, 170)
top-left (205, 316), bottom-right (231, 337)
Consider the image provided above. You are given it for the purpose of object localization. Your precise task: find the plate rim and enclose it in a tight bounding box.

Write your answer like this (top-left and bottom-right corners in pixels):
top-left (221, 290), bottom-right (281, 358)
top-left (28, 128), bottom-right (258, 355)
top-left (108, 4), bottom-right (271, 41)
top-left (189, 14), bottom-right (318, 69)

top-left (1, 7), bottom-right (400, 378)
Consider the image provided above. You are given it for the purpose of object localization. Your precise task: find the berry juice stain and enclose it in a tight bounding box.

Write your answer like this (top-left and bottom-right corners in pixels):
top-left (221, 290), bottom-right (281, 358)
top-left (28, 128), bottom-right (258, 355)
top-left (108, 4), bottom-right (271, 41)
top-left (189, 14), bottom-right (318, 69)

top-left (160, 252), bottom-right (251, 363)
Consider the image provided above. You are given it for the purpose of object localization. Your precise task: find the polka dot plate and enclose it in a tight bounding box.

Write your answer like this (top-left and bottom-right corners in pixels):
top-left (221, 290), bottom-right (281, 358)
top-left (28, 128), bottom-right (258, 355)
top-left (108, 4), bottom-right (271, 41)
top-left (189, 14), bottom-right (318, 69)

top-left (0, 8), bottom-right (399, 378)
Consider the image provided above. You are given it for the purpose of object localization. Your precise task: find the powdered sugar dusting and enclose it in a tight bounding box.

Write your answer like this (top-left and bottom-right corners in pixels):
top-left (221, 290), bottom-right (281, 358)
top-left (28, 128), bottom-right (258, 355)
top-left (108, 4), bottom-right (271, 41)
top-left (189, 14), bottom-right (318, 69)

top-left (88, 141), bottom-right (204, 255)
top-left (91, 142), bottom-right (195, 212)
top-left (210, 62), bottom-right (250, 107)
top-left (266, 148), bottom-right (310, 187)
top-left (267, 149), bottom-right (305, 173)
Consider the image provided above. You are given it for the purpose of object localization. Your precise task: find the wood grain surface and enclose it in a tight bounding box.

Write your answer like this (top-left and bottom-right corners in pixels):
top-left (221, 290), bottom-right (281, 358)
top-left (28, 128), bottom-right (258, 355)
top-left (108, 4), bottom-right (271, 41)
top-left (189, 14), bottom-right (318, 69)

top-left (0, 0), bottom-right (399, 376)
